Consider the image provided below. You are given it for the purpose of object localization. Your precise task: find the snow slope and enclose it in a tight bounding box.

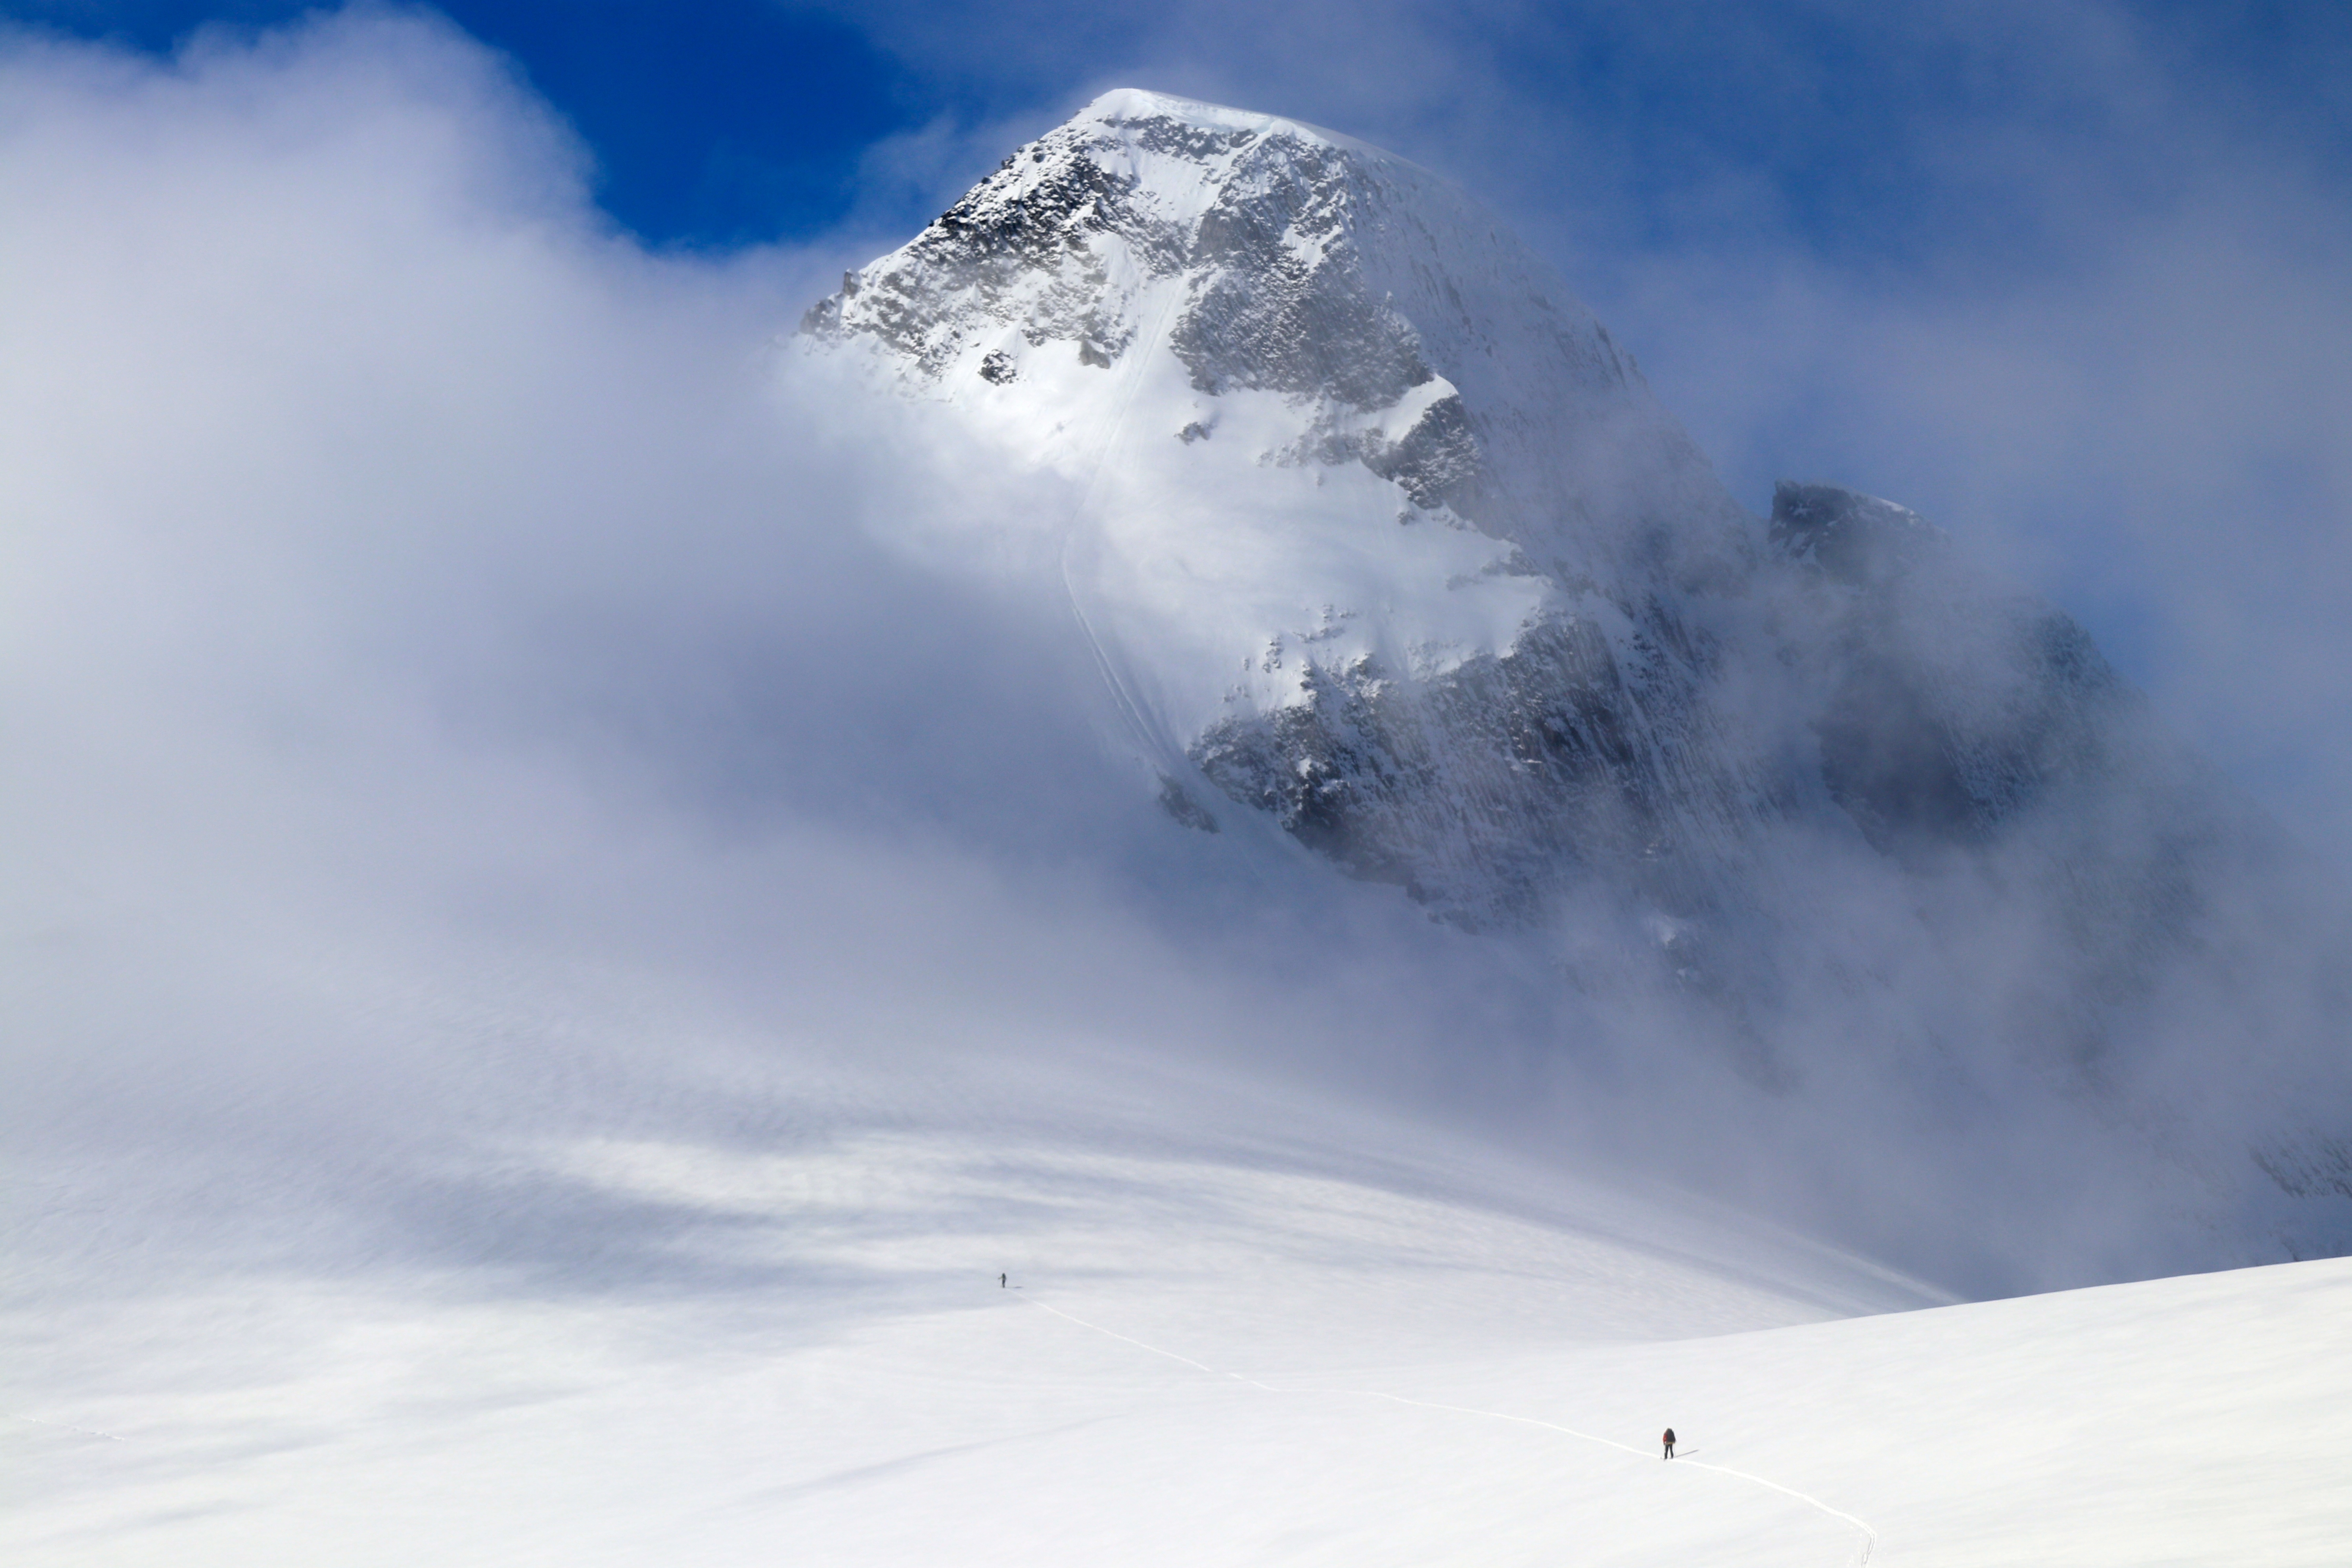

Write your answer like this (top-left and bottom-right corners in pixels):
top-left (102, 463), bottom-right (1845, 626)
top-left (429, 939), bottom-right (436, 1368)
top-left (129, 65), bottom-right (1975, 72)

top-left (10, 1057), bottom-right (2345, 1566)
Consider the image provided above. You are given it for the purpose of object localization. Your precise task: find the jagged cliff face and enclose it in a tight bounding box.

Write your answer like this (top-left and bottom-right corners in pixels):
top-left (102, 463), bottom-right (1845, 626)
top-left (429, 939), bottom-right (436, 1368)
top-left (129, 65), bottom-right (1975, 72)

top-left (791, 87), bottom-right (2281, 949)
top-left (800, 88), bottom-right (1744, 573)
top-left (798, 90), bottom-right (2350, 1259)
top-left (797, 91), bottom-right (2204, 938)
top-left (802, 89), bottom-right (1779, 932)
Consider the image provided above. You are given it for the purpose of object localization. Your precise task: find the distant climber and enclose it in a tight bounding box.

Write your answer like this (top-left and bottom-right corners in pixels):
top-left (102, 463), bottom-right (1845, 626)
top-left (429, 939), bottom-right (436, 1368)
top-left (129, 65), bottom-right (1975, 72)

top-left (999, 1273), bottom-right (1007, 1288)
top-left (1662, 1428), bottom-right (1676, 1459)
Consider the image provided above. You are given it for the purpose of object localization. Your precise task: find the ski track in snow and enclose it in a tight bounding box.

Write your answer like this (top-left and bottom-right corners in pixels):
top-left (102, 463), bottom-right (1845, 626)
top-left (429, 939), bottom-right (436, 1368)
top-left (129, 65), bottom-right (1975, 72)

top-left (1056, 272), bottom-right (1196, 776)
top-left (1020, 1293), bottom-right (1877, 1566)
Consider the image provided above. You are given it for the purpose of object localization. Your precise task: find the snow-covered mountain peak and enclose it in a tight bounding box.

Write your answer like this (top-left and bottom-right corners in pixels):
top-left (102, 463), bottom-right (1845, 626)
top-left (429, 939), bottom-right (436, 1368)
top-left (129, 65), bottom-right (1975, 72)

top-left (791, 94), bottom-right (1800, 929)
top-left (789, 94), bottom-right (2352, 1269)
top-left (1078, 86), bottom-right (1382, 154)
top-left (797, 91), bottom-right (1763, 800)
top-left (800, 88), bottom-right (1744, 569)
top-left (801, 86), bottom-right (1477, 404)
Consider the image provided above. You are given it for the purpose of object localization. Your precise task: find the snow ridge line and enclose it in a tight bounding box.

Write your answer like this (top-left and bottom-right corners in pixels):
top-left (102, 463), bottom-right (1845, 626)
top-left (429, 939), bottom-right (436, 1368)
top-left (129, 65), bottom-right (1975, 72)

top-left (1018, 1294), bottom-right (1875, 1567)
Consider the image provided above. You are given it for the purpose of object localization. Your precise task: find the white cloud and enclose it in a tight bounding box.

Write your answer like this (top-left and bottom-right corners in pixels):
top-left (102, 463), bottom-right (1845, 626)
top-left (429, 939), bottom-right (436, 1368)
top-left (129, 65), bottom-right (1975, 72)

top-left (4, 7), bottom-right (2346, 1310)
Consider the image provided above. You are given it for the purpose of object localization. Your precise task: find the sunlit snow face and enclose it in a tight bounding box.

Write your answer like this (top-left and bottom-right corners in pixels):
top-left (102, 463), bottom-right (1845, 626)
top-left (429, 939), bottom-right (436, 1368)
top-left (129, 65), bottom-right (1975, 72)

top-left (800, 91), bottom-right (1757, 766)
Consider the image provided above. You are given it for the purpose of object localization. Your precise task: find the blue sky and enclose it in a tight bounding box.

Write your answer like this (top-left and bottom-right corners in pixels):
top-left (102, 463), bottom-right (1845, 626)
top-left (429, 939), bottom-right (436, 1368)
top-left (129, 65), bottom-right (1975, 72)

top-left (7, 0), bottom-right (920, 244)
top-left (13, 1), bottom-right (2345, 255)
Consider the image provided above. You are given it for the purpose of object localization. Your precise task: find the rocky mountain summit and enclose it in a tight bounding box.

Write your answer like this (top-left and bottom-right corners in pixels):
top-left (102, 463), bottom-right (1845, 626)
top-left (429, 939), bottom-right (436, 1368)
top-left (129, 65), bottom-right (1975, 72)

top-left (803, 90), bottom-right (1768, 924)
top-left (800, 88), bottom-right (1737, 569)
top-left (799, 89), bottom-right (2349, 1262)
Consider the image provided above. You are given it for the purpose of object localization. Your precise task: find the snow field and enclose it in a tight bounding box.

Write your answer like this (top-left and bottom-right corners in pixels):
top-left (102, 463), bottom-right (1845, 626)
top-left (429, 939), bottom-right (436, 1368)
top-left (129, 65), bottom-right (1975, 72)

top-left (8, 1114), bottom-right (2346, 1565)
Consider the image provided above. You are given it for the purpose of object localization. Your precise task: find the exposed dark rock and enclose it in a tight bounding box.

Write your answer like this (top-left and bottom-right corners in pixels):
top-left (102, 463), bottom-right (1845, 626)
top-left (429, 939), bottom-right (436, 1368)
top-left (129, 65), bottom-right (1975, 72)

top-left (1770, 480), bottom-right (2134, 855)
top-left (1193, 608), bottom-right (1775, 931)
top-left (1156, 776), bottom-right (1220, 833)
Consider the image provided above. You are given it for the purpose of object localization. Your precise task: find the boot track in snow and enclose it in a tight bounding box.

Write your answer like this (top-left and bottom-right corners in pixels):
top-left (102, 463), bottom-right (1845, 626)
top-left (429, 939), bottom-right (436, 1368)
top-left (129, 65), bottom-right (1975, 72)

top-left (1018, 1292), bottom-right (1877, 1566)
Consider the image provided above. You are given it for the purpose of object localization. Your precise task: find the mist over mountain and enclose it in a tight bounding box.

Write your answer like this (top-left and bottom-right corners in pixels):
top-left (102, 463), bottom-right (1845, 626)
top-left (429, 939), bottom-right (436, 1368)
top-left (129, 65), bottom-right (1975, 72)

top-left (3, 17), bottom-right (2344, 1328)
top-left (798, 89), bottom-right (2352, 1281)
